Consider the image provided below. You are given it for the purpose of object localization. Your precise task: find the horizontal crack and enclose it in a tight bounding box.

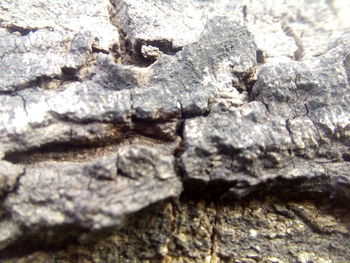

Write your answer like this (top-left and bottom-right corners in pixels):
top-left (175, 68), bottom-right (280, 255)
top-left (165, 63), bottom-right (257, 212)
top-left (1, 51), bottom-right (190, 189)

top-left (2, 24), bottom-right (40, 36)
top-left (3, 122), bottom-right (179, 165)
top-left (182, 169), bottom-right (350, 202)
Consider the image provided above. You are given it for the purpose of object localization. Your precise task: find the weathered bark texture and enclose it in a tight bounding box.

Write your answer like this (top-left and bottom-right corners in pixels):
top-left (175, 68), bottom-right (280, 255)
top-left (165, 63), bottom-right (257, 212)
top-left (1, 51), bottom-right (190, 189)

top-left (1, 0), bottom-right (350, 262)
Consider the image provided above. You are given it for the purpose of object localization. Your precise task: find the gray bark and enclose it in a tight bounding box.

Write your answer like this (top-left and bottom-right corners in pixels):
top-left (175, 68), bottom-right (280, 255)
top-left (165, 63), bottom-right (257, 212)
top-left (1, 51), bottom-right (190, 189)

top-left (0, 0), bottom-right (350, 262)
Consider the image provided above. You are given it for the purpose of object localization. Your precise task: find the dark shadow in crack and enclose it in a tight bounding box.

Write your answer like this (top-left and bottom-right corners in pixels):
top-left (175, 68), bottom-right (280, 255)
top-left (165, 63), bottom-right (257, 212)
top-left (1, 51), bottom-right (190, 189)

top-left (4, 24), bottom-right (39, 36)
top-left (0, 224), bottom-right (87, 261)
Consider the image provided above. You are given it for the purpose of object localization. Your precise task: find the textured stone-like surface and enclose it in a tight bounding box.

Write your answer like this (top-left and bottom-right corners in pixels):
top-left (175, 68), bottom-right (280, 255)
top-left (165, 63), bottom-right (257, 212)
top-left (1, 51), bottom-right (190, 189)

top-left (113, 0), bottom-right (350, 60)
top-left (1, 0), bottom-right (350, 261)
top-left (0, 0), bottom-right (119, 91)
top-left (6, 144), bottom-right (181, 230)
top-left (181, 39), bottom-right (350, 197)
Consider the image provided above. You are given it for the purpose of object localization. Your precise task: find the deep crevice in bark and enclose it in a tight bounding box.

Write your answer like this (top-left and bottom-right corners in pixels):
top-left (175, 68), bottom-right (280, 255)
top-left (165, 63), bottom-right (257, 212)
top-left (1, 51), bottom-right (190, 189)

top-left (3, 121), bottom-right (179, 165)
top-left (3, 24), bottom-right (39, 36)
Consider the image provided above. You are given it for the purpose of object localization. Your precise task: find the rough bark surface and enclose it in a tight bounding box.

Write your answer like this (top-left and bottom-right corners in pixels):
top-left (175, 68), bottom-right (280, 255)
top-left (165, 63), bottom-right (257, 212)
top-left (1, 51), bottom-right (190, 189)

top-left (1, 0), bottom-right (350, 262)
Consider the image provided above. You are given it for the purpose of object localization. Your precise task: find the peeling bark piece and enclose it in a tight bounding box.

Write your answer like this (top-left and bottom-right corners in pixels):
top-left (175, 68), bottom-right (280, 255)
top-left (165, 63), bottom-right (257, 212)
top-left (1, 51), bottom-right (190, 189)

top-left (5, 144), bottom-right (182, 231)
top-left (0, 84), bottom-right (132, 155)
top-left (133, 16), bottom-right (257, 120)
top-left (181, 101), bottom-right (292, 186)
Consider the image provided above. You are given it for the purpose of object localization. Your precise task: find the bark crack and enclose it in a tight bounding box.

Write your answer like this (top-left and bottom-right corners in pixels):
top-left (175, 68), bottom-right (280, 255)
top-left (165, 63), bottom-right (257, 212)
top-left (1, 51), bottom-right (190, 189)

top-left (209, 202), bottom-right (218, 262)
